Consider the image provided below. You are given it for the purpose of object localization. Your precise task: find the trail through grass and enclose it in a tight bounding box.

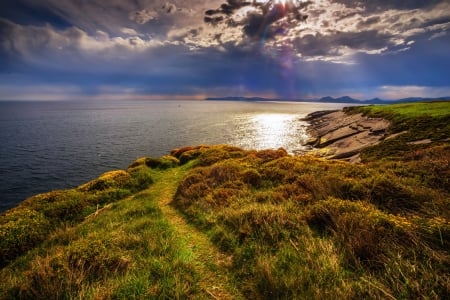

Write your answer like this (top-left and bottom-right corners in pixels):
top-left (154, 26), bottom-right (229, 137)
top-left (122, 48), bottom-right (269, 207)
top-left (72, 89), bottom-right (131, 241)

top-left (154, 166), bottom-right (244, 300)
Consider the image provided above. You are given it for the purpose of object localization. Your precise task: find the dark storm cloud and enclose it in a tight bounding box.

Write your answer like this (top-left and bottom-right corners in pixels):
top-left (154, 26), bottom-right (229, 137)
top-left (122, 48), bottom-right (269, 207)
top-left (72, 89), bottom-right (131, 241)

top-left (292, 30), bottom-right (392, 58)
top-left (204, 0), bottom-right (309, 39)
top-left (332, 0), bottom-right (444, 12)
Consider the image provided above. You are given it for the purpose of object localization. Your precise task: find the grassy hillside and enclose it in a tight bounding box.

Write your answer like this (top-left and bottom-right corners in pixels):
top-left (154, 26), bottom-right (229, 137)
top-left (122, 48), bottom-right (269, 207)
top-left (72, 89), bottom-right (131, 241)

top-left (1, 102), bottom-right (449, 299)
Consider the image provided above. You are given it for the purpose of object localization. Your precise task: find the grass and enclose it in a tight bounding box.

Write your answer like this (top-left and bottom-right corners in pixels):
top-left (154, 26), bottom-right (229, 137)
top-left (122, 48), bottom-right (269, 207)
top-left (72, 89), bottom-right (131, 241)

top-left (1, 101), bottom-right (449, 299)
top-left (345, 101), bottom-right (450, 161)
top-left (173, 147), bottom-right (449, 298)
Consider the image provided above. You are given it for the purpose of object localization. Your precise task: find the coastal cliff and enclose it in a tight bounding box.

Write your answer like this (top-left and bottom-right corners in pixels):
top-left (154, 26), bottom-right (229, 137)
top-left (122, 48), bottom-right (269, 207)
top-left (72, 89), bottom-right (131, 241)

top-left (1, 102), bottom-right (449, 299)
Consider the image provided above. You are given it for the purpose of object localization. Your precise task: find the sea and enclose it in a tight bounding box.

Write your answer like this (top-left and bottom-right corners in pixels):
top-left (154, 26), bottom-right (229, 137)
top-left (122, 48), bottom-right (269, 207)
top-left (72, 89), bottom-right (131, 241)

top-left (0, 100), bottom-right (351, 212)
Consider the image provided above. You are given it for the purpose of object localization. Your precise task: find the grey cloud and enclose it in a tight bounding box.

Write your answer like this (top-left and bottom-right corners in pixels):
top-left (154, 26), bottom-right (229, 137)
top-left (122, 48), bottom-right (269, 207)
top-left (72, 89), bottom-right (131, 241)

top-left (292, 30), bottom-right (392, 58)
top-left (331, 0), bottom-right (443, 12)
top-left (161, 3), bottom-right (177, 14)
top-left (204, 1), bottom-right (310, 40)
top-left (357, 16), bottom-right (381, 29)
top-left (5, 0), bottom-right (221, 39)
top-left (129, 9), bottom-right (159, 24)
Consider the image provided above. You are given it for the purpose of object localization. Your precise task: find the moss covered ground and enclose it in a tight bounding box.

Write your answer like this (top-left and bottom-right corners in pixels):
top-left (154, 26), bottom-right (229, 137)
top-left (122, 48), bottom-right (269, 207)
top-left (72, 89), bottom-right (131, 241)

top-left (1, 101), bottom-right (449, 299)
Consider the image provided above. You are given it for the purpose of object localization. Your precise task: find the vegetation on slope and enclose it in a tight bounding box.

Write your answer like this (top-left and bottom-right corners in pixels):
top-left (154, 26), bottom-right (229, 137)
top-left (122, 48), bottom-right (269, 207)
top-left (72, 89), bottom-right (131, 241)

top-left (345, 101), bottom-right (450, 161)
top-left (0, 101), bottom-right (449, 299)
top-left (0, 163), bottom-right (154, 266)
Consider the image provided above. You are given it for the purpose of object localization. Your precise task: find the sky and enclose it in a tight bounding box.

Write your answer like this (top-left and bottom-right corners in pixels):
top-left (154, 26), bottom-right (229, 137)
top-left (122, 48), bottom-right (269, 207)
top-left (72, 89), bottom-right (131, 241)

top-left (1, 0), bottom-right (450, 101)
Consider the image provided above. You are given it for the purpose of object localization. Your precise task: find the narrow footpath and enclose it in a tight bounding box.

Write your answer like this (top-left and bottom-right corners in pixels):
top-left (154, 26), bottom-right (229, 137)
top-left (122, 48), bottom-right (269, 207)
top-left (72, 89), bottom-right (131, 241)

top-left (152, 167), bottom-right (244, 300)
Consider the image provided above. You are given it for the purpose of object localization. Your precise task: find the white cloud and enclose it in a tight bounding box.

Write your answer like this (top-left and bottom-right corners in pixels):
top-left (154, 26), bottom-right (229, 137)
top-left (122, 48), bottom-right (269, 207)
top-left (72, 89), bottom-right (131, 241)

top-left (120, 27), bottom-right (140, 36)
top-left (0, 18), bottom-right (174, 67)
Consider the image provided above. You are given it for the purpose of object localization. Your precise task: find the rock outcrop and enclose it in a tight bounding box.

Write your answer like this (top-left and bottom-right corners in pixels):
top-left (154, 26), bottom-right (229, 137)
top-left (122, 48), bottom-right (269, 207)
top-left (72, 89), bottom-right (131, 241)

top-left (303, 110), bottom-right (390, 162)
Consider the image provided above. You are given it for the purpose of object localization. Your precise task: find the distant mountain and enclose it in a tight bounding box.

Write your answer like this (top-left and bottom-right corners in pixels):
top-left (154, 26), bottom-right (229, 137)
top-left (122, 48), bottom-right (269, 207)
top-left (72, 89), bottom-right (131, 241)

top-left (205, 96), bottom-right (275, 101)
top-left (318, 96), bottom-right (360, 103)
top-left (206, 96), bottom-right (450, 104)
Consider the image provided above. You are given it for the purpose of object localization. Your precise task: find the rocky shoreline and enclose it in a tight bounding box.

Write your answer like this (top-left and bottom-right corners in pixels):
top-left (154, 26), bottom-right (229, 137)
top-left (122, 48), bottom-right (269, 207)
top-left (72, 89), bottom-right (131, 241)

top-left (302, 109), bottom-right (390, 162)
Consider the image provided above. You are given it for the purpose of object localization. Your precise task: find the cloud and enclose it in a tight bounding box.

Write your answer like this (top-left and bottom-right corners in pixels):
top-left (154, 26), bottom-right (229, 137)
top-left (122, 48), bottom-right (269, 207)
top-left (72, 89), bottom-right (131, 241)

top-left (1, 0), bottom-right (450, 100)
top-left (204, 1), bottom-right (310, 39)
top-left (3, 0), bottom-right (449, 62)
top-left (129, 9), bottom-right (159, 25)
top-left (0, 18), bottom-right (172, 63)
top-left (195, 0), bottom-right (450, 64)
top-left (333, 0), bottom-right (443, 12)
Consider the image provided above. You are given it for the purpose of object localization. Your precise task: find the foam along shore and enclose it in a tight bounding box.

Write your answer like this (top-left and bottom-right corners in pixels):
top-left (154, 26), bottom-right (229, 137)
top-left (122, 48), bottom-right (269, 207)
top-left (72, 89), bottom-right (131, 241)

top-left (303, 109), bottom-right (390, 162)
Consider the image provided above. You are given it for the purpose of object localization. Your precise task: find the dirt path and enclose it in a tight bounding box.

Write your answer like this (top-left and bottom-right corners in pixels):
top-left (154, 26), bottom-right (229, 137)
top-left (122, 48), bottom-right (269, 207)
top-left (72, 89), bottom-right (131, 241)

top-left (153, 167), bottom-right (244, 300)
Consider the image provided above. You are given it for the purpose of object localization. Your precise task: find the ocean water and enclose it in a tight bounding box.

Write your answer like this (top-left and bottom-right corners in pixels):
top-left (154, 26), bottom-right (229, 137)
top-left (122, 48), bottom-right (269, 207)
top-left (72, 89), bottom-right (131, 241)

top-left (0, 100), bottom-right (349, 212)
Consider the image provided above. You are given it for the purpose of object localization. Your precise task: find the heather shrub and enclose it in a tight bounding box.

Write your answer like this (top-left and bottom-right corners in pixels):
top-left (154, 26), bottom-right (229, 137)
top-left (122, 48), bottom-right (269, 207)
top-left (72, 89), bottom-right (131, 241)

top-left (219, 205), bottom-right (303, 245)
top-left (179, 149), bottom-right (203, 164)
top-left (207, 161), bottom-right (242, 186)
top-left (67, 235), bottom-right (131, 280)
top-left (254, 148), bottom-right (288, 163)
top-left (145, 155), bottom-right (180, 169)
top-left (196, 145), bottom-right (246, 166)
top-left (127, 165), bottom-right (153, 191)
top-left (241, 169), bottom-right (262, 188)
top-left (21, 190), bottom-right (88, 223)
top-left (79, 170), bottom-right (132, 192)
top-left (0, 208), bottom-right (51, 265)
top-left (20, 235), bottom-right (131, 299)
top-left (305, 198), bottom-right (414, 268)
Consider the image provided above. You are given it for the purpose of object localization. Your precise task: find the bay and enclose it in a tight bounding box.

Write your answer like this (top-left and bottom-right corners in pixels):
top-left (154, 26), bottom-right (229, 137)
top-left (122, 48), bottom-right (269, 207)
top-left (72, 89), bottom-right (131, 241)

top-left (0, 99), bottom-right (349, 211)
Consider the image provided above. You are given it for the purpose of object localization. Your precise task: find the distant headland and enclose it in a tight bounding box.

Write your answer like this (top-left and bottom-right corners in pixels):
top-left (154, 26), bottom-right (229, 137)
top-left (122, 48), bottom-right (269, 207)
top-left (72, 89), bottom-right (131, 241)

top-left (206, 95), bottom-right (450, 104)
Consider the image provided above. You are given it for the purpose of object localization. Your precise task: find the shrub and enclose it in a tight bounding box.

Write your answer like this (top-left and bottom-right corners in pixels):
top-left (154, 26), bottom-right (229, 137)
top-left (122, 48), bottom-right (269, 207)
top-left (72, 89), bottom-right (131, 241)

top-left (219, 205), bottom-right (303, 245)
top-left (0, 208), bottom-right (51, 265)
top-left (127, 157), bottom-right (148, 168)
top-left (175, 172), bottom-right (209, 206)
top-left (403, 145), bottom-right (450, 192)
top-left (212, 187), bottom-right (244, 206)
top-left (254, 191), bottom-right (285, 204)
top-left (207, 161), bottom-right (242, 186)
top-left (366, 175), bottom-right (424, 213)
top-left (255, 148), bottom-right (288, 163)
top-left (21, 235), bottom-right (131, 299)
top-left (22, 252), bottom-right (77, 299)
top-left (241, 169), bottom-right (262, 188)
top-left (20, 190), bottom-right (88, 223)
top-left (170, 145), bottom-right (206, 158)
top-left (127, 165), bottom-right (153, 191)
top-left (305, 198), bottom-right (414, 268)
top-left (145, 155), bottom-right (180, 169)
top-left (179, 149), bottom-right (203, 164)
top-left (80, 167), bottom-right (153, 197)
top-left (67, 236), bottom-right (131, 281)
top-left (196, 145), bottom-right (246, 166)
top-left (78, 170), bottom-right (132, 192)
top-left (171, 145), bottom-right (210, 164)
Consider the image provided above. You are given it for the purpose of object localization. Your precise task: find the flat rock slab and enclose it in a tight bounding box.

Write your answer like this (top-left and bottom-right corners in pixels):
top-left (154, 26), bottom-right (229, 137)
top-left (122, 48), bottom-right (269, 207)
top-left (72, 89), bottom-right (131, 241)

top-left (304, 110), bottom-right (390, 160)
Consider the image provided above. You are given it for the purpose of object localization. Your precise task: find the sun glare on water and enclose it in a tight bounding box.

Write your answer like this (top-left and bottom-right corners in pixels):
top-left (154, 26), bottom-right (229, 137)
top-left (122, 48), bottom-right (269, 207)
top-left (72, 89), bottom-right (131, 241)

top-left (243, 113), bottom-right (309, 152)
